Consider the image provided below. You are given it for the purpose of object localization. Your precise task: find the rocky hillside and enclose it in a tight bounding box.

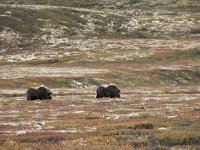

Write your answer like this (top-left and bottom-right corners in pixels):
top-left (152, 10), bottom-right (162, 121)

top-left (1, 0), bottom-right (200, 8)
top-left (0, 0), bottom-right (200, 52)
top-left (0, 1), bottom-right (199, 87)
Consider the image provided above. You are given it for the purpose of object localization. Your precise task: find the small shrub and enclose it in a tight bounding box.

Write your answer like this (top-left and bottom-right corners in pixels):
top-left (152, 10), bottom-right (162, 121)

top-left (191, 28), bottom-right (200, 34)
top-left (134, 123), bottom-right (154, 130)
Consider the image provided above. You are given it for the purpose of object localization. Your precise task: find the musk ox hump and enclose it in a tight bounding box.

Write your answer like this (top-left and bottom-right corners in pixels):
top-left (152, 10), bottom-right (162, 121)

top-left (96, 86), bottom-right (106, 98)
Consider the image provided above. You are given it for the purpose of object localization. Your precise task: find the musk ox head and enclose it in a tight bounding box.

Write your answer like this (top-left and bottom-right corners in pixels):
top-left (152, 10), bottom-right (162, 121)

top-left (96, 85), bottom-right (120, 98)
top-left (26, 86), bottom-right (53, 100)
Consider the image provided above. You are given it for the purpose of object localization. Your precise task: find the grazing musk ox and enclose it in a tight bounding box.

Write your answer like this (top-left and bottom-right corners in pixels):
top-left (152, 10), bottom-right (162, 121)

top-left (26, 86), bottom-right (53, 100)
top-left (96, 85), bottom-right (120, 98)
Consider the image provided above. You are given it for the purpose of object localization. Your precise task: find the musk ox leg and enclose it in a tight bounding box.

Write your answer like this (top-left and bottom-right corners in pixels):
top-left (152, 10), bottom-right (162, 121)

top-left (117, 93), bottom-right (120, 98)
top-left (26, 93), bottom-right (30, 100)
top-left (109, 95), bottom-right (114, 98)
top-left (109, 93), bottom-right (115, 98)
top-left (96, 94), bottom-right (103, 98)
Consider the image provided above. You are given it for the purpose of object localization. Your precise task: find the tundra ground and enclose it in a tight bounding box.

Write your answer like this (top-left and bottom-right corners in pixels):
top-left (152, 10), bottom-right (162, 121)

top-left (0, 2), bottom-right (200, 150)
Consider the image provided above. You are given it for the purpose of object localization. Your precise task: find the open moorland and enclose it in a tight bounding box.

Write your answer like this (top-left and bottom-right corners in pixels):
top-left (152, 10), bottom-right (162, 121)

top-left (0, 0), bottom-right (200, 149)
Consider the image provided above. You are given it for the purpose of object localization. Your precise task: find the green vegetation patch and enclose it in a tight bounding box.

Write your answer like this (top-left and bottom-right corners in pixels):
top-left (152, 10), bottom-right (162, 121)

top-left (155, 122), bottom-right (200, 146)
top-left (0, 8), bottom-right (44, 36)
top-left (0, 7), bottom-right (88, 37)
top-left (74, 77), bottom-right (101, 87)
top-left (86, 68), bottom-right (200, 87)
top-left (150, 69), bottom-right (200, 85)
top-left (132, 48), bottom-right (200, 63)
top-left (134, 123), bottom-right (154, 130)
top-left (0, 0), bottom-right (100, 8)
top-left (0, 75), bottom-right (102, 89)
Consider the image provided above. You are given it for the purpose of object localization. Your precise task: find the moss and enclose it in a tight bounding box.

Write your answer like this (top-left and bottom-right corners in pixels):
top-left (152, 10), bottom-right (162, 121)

top-left (0, 16), bottom-right (22, 32)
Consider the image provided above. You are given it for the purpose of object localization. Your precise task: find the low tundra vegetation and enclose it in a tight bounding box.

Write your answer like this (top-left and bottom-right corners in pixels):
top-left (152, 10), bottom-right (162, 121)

top-left (0, 1), bottom-right (200, 150)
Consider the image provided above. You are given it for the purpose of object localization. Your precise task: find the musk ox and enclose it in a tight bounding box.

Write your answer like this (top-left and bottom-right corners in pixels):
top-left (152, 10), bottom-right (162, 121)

top-left (96, 85), bottom-right (120, 98)
top-left (26, 86), bottom-right (53, 100)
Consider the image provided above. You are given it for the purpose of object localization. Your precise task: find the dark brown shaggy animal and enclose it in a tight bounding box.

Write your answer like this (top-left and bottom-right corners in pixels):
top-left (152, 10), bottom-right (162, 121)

top-left (96, 85), bottom-right (120, 98)
top-left (26, 86), bottom-right (53, 100)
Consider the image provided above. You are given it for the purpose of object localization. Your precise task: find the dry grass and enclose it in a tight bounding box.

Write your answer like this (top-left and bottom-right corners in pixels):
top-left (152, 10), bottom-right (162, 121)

top-left (0, 85), bottom-right (199, 149)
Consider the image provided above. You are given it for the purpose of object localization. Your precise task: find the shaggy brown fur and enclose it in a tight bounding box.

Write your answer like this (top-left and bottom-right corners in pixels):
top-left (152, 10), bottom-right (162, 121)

top-left (96, 85), bottom-right (120, 98)
top-left (26, 86), bottom-right (53, 100)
